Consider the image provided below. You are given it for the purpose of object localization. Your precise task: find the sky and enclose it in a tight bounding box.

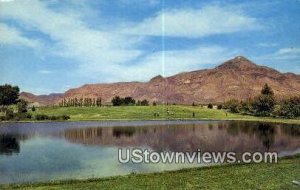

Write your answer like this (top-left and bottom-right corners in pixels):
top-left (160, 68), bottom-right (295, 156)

top-left (0, 0), bottom-right (300, 95)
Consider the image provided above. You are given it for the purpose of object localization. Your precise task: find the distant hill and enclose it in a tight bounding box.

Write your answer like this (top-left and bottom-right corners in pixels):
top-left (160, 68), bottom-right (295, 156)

top-left (20, 92), bottom-right (63, 106)
top-left (20, 56), bottom-right (300, 105)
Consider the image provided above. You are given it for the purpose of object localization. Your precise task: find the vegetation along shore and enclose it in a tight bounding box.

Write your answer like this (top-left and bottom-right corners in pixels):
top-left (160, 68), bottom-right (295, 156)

top-left (1, 154), bottom-right (299, 190)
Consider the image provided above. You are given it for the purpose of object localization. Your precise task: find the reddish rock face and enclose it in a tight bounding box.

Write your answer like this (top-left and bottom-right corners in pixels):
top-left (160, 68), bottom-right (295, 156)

top-left (21, 56), bottom-right (300, 105)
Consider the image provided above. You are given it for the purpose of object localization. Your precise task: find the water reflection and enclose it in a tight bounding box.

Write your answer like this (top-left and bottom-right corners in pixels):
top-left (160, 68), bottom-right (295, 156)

top-left (0, 134), bottom-right (20, 155)
top-left (57, 121), bottom-right (299, 154)
top-left (0, 121), bottom-right (299, 184)
top-left (0, 121), bottom-right (299, 155)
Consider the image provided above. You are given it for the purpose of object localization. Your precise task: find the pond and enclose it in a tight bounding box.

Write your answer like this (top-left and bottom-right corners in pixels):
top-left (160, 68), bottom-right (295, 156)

top-left (0, 120), bottom-right (299, 184)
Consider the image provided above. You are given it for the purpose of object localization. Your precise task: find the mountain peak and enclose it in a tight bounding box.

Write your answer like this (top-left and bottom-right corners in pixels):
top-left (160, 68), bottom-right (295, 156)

top-left (150, 75), bottom-right (164, 83)
top-left (217, 56), bottom-right (258, 70)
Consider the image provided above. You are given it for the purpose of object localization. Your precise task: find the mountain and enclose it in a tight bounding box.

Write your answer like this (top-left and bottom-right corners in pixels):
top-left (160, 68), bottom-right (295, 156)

top-left (20, 92), bottom-right (63, 106)
top-left (20, 56), bottom-right (300, 105)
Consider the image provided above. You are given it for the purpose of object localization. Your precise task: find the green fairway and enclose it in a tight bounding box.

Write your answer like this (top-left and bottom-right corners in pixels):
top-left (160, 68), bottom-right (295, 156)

top-left (2, 155), bottom-right (299, 190)
top-left (29, 105), bottom-right (300, 124)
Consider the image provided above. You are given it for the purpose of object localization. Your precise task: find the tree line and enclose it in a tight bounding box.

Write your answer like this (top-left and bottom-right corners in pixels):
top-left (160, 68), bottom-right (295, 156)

top-left (111, 96), bottom-right (149, 106)
top-left (58, 96), bottom-right (150, 107)
top-left (59, 97), bottom-right (102, 107)
top-left (222, 84), bottom-right (300, 119)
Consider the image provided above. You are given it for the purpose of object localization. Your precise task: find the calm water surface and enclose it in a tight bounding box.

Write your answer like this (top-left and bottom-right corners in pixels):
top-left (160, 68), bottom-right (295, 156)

top-left (0, 120), bottom-right (299, 184)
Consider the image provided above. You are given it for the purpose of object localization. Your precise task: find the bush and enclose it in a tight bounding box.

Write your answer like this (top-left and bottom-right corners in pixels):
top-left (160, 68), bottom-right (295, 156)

top-left (207, 103), bottom-right (213, 109)
top-left (112, 96), bottom-right (136, 106)
top-left (224, 99), bottom-right (240, 113)
top-left (0, 116), bottom-right (6, 121)
top-left (31, 106), bottom-right (36, 112)
top-left (17, 99), bottom-right (28, 113)
top-left (60, 115), bottom-right (70, 120)
top-left (277, 96), bottom-right (300, 118)
top-left (217, 104), bottom-right (223, 109)
top-left (35, 114), bottom-right (70, 121)
top-left (50, 115), bottom-right (58, 120)
top-left (112, 96), bottom-right (122, 106)
top-left (252, 95), bottom-right (275, 116)
top-left (35, 114), bottom-right (49, 120)
top-left (5, 109), bottom-right (15, 120)
top-left (141, 99), bottom-right (149, 106)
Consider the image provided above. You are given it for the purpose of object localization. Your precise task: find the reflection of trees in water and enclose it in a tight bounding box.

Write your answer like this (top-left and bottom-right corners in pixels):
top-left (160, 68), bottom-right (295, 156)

top-left (282, 125), bottom-right (300, 137)
top-left (62, 121), bottom-right (297, 153)
top-left (0, 134), bottom-right (20, 155)
top-left (113, 127), bottom-right (136, 138)
top-left (256, 124), bottom-right (275, 150)
top-left (226, 122), bottom-right (276, 150)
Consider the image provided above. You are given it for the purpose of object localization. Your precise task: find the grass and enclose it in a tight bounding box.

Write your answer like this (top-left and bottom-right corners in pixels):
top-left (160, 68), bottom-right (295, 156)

top-left (2, 155), bottom-right (299, 190)
top-left (27, 105), bottom-right (300, 124)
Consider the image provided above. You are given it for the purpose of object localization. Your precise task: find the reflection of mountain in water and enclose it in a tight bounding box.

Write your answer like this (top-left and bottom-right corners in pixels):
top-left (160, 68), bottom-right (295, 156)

top-left (0, 121), bottom-right (299, 155)
top-left (61, 122), bottom-right (300, 154)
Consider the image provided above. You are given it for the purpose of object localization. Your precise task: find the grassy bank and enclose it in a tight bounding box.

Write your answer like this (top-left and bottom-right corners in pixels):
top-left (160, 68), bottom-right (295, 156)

top-left (28, 105), bottom-right (300, 124)
top-left (2, 155), bottom-right (299, 190)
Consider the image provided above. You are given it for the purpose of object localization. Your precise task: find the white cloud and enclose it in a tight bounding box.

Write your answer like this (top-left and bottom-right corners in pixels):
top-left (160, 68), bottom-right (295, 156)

top-left (0, 1), bottom-right (252, 84)
top-left (110, 46), bottom-right (238, 82)
top-left (258, 48), bottom-right (300, 61)
top-left (276, 48), bottom-right (300, 55)
top-left (122, 5), bottom-right (261, 38)
top-left (0, 0), bottom-right (143, 78)
top-left (0, 23), bottom-right (40, 47)
top-left (254, 47), bottom-right (300, 73)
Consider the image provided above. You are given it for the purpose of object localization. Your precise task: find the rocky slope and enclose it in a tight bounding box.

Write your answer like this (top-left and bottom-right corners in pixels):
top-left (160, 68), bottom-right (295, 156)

top-left (20, 56), bottom-right (300, 105)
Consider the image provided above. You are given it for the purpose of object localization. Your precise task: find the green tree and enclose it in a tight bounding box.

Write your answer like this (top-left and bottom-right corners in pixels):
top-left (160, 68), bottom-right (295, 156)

top-left (31, 105), bottom-right (36, 112)
top-left (17, 99), bottom-right (28, 113)
top-left (224, 99), bottom-right (240, 113)
top-left (252, 84), bottom-right (276, 116)
top-left (277, 96), bottom-right (300, 118)
top-left (112, 96), bottom-right (123, 106)
top-left (123, 97), bottom-right (135, 105)
top-left (141, 99), bottom-right (149, 106)
top-left (0, 84), bottom-right (19, 107)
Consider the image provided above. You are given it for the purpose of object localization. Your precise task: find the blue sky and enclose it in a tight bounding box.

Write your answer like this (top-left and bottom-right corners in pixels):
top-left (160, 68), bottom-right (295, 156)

top-left (0, 0), bottom-right (300, 94)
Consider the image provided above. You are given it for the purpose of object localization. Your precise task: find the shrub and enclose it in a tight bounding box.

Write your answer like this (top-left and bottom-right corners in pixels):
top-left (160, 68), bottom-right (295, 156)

top-left (112, 96), bottom-right (122, 106)
top-left (217, 104), bottom-right (223, 109)
top-left (112, 96), bottom-right (136, 106)
top-left (31, 106), bottom-right (36, 112)
top-left (277, 96), bottom-right (300, 118)
top-left (124, 97), bottom-right (135, 105)
top-left (224, 99), bottom-right (240, 113)
top-left (207, 103), bottom-right (213, 109)
top-left (141, 99), bottom-right (149, 106)
top-left (0, 116), bottom-right (5, 121)
top-left (61, 115), bottom-right (70, 120)
top-left (50, 116), bottom-right (58, 120)
top-left (5, 109), bottom-right (15, 120)
top-left (35, 114), bottom-right (49, 120)
top-left (17, 99), bottom-right (28, 113)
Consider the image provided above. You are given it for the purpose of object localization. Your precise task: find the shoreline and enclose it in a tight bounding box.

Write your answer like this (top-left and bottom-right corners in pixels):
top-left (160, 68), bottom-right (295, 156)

top-left (1, 117), bottom-right (300, 125)
top-left (1, 154), bottom-right (299, 189)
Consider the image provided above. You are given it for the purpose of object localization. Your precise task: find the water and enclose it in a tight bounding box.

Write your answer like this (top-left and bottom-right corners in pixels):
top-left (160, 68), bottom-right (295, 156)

top-left (0, 120), bottom-right (299, 184)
